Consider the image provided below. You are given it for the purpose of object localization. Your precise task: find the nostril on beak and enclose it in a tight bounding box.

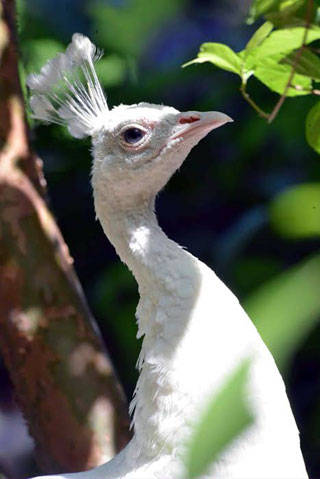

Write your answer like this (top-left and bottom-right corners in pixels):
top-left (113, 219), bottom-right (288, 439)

top-left (178, 115), bottom-right (200, 124)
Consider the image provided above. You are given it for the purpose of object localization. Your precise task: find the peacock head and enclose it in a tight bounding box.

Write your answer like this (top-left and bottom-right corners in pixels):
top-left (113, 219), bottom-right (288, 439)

top-left (27, 33), bottom-right (232, 209)
top-left (91, 102), bottom-right (231, 208)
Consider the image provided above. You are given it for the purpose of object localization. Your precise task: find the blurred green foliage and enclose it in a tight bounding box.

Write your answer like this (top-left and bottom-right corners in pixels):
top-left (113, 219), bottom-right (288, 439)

top-left (185, 360), bottom-right (253, 478)
top-left (270, 182), bottom-right (320, 237)
top-left (306, 100), bottom-right (320, 152)
top-left (89, 0), bottom-right (186, 60)
top-left (95, 55), bottom-right (127, 87)
top-left (24, 38), bottom-right (65, 73)
top-left (245, 254), bottom-right (320, 366)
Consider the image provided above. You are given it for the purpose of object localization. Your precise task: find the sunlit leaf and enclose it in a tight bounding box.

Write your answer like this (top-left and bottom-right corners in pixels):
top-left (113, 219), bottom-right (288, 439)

top-left (306, 101), bottom-right (320, 153)
top-left (245, 254), bottom-right (320, 367)
top-left (278, 0), bottom-right (304, 11)
top-left (241, 21), bottom-right (274, 79)
top-left (185, 26), bottom-right (320, 88)
top-left (243, 26), bottom-right (320, 74)
top-left (245, 21), bottom-right (274, 52)
top-left (249, 26), bottom-right (320, 62)
top-left (254, 53), bottom-right (312, 96)
top-left (185, 360), bottom-right (253, 479)
top-left (282, 49), bottom-right (320, 81)
top-left (183, 43), bottom-right (242, 75)
top-left (270, 183), bottom-right (320, 237)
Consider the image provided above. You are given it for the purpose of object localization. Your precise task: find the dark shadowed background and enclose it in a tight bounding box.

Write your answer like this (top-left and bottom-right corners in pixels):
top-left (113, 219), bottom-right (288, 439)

top-left (1, 0), bottom-right (320, 477)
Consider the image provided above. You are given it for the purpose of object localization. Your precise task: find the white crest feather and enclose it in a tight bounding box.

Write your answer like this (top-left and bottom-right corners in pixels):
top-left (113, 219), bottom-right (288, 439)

top-left (27, 33), bottom-right (109, 138)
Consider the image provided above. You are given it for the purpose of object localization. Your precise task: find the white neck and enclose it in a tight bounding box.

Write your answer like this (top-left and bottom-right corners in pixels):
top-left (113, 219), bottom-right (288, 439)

top-left (94, 195), bottom-right (201, 454)
top-left (95, 197), bottom-right (197, 330)
top-left (97, 199), bottom-right (166, 290)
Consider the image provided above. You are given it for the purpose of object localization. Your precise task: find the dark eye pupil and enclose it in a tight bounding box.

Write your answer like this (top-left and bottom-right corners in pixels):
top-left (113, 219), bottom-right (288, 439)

top-left (123, 128), bottom-right (144, 144)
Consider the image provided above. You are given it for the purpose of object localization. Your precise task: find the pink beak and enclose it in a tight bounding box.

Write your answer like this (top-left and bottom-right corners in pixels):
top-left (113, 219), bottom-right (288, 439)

top-left (172, 111), bottom-right (233, 141)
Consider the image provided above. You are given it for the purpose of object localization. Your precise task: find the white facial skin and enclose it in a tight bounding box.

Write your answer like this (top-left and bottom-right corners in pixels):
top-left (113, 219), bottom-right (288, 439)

top-left (91, 102), bottom-right (232, 210)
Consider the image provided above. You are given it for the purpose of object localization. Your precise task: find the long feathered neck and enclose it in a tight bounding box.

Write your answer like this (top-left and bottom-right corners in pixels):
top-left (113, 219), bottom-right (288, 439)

top-left (93, 188), bottom-right (201, 343)
top-left (94, 197), bottom-right (185, 306)
top-left (95, 195), bottom-right (201, 455)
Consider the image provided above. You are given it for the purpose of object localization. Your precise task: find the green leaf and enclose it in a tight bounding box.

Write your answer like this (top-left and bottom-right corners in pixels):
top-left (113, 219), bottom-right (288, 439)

top-left (245, 21), bottom-right (274, 52)
top-left (183, 43), bottom-right (242, 75)
top-left (282, 49), bottom-right (320, 81)
top-left (249, 27), bottom-right (320, 63)
top-left (248, 0), bottom-right (305, 24)
top-left (265, 15), bottom-right (309, 28)
top-left (306, 101), bottom-right (320, 152)
top-left (185, 360), bottom-right (253, 479)
top-left (241, 21), bottom-right (274, 80)
top-left (254, 53), bottom-right (312, 96)
top-left (266, 1), bottom-right (316, 28)
top-left (270, 183), bottom-right (320, 237)
top-left (243, 26), bottom-right (320, 74)
top-left (244, 254), bottom-right (320, 367)
top-left (278, 0), bottom-right (304, 11)
top-left (247, 0), bottom-right (278, 23)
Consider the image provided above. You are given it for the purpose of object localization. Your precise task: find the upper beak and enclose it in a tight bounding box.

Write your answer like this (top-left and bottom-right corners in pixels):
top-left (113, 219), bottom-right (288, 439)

top-left (171, 111), bottom-right (233, 142)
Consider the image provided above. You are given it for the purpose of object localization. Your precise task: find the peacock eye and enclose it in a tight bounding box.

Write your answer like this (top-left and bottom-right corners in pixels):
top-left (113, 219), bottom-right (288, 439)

top-left (122, 127), bottom-right (145, 145)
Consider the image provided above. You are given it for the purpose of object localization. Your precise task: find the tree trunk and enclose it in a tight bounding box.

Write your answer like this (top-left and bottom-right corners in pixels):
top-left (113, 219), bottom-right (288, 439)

top-left (0, 0), bottom-right (131, 474)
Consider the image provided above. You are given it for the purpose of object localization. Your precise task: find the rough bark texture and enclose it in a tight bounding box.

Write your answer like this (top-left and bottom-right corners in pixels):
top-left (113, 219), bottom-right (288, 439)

top-left (0, 0), bottom-right (131, 473)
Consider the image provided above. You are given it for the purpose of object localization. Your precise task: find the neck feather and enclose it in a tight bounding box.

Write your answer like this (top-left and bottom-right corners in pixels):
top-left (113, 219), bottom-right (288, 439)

top-left (95, 198), bottom-right (169, 281)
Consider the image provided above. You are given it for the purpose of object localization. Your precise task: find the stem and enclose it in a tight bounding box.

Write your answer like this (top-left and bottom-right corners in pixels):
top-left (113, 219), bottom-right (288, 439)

top-left (240, 82), bottom-right (269, 119)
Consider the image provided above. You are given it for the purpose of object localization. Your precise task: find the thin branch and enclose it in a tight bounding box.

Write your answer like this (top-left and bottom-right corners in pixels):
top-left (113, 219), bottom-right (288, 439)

top-left (240, 83), bottom-right (269, 119)
top-left (291, 84), bottom-right (320, 95)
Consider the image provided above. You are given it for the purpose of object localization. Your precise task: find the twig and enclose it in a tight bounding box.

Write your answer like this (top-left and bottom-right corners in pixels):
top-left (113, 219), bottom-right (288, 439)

top-left (240, 83), bottom-right (269, 119)
top-left (267, 0), bottom-right (313, 123)
top-left (292, 84), bottom-right (320, 95)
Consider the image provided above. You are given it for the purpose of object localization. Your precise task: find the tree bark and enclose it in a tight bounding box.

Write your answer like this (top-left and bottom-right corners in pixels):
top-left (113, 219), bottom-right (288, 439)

top-left (0, 0), bottom-right (131, 474)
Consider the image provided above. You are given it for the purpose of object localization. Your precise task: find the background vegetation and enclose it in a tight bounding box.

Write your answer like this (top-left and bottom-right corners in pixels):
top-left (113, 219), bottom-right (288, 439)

top-left (1, 0), bottom-right (320, 477)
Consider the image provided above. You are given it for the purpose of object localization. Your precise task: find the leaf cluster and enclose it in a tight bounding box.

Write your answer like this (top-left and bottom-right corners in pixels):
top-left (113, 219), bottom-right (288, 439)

top-left (184, 0), bottom-right (320, 152)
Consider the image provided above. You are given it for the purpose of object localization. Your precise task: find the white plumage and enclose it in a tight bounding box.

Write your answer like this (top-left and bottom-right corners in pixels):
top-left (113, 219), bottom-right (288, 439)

top-left (28, 34), bottom-right (308, 479)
